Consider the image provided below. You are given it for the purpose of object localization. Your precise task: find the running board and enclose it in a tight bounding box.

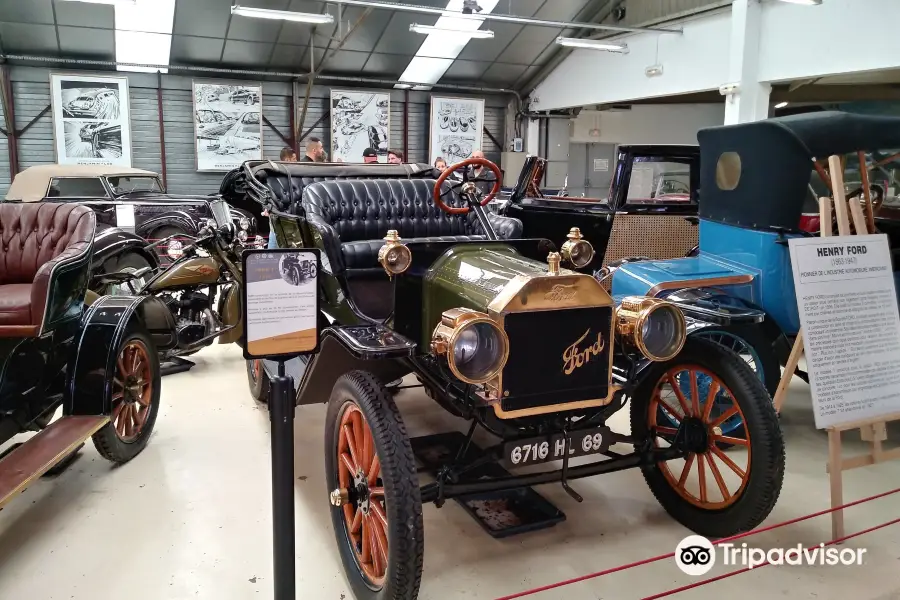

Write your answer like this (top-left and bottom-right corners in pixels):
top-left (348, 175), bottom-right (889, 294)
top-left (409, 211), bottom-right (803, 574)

top-left (0, 415), bottom-right (109, 510)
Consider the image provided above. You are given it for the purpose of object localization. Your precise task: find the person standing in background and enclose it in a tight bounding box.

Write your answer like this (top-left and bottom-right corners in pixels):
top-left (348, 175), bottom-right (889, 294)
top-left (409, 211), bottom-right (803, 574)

top-left (469, 149), bottom-right (497, 196)
top-left (363, 148), bottom-right (379, 163)
top-left (268, 147), bottom-right (298, 248)
top-left (279, 147), bottom-right (297, 162)
top-left (387, 150), bottom-right (403, 164)
top-left (434, 157), bottom-right (448, 171)
top-left (301, 137), bottom-right (326, 162)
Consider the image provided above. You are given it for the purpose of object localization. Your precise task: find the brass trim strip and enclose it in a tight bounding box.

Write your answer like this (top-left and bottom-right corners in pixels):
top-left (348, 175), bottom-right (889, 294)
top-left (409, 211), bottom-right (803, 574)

top-left (492, 385), bottom-right (622, 419)
top-left (647, 275), bottom-right (754, 298)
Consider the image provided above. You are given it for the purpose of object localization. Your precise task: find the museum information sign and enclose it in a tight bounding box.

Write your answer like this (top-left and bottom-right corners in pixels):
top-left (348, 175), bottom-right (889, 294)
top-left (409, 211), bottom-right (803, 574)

top-left (242, 249), bottom-right (320, 359)
top-left (789, 234), bottom-right (900, 428)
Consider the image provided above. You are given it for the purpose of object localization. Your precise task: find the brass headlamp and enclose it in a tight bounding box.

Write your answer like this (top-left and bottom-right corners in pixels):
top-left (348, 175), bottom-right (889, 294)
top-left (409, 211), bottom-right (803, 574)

top-left (560, 227), bottom-right (595, 269)
top-left (616, 296), bottom-right (686, 362)
top-left (377, 230), bottom-right (411, 276)
top-left (431, 308), bottom-right (509, 385)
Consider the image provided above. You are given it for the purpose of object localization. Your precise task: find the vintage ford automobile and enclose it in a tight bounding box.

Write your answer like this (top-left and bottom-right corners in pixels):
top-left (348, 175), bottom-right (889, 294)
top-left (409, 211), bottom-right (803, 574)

top-left (5, 164), bottom-right (260, 272)
top-left (610, 111), bottom-right (900, 416)
top-left (0, 202), bottom-right (169, 510)
top-left (243, 157), bottom-right (785, 599)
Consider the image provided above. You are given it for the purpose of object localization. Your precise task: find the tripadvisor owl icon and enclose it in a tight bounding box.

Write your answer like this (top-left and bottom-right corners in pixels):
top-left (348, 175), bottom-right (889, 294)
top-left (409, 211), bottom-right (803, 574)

top-left (675, 535), bottom-right (716, 576)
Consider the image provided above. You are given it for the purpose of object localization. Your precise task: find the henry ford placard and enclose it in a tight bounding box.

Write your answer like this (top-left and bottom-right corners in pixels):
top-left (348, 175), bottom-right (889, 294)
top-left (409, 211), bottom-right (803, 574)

top-left (789, 234), bottom-right (900, 428)
top-left (243, 250), bottom-right (319, 358)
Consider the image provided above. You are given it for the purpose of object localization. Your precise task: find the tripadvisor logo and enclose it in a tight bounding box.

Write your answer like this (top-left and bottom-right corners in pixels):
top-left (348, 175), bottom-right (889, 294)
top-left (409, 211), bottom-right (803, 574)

top-left (675, 535), bottom-right (866, 576)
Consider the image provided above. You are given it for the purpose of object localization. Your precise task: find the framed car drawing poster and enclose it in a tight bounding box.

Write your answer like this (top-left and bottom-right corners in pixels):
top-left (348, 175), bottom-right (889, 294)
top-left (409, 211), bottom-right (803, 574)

top-left (193, 81), bottom-right (263, 172)
top-left (49, 73), bottom-right (132, 167)
top-left (330, 89), bottom-right (390, 163)
top-left (429, 96), bottom-right (484, 166)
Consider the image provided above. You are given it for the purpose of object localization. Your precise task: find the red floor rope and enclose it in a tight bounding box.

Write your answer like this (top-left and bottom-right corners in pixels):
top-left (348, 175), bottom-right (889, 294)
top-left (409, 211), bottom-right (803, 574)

top-left (641, 516), bottom-right (900, 599)
top-left (493, 486), bottom-right (900, 600)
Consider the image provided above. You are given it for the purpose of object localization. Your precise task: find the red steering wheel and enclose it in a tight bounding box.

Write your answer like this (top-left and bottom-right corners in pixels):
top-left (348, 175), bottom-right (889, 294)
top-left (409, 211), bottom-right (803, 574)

top-left (433, 157), bottom-right (503, 215)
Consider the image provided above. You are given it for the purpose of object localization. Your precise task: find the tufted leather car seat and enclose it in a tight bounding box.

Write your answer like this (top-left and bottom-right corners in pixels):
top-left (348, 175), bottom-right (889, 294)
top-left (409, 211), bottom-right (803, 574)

top-left (301, 179), bottom-right (523, 273)
top-left (0, 203), bottom-right (95, 338)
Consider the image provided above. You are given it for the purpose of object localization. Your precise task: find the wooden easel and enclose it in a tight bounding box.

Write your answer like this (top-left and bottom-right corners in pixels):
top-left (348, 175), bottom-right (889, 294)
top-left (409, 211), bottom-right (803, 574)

top-left (773, 154), bottom-right (900, 539)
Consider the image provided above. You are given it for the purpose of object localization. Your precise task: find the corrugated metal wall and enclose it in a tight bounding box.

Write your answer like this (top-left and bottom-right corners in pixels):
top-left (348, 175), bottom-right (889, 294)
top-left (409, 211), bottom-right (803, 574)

top-left (0, 93), bottom-right (8, 195)
top-left (0, 66), bottom-right (509, 197)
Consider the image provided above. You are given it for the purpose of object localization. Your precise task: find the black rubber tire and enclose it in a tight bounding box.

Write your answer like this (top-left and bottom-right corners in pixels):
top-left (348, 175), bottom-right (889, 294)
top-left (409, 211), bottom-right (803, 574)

top-left (97, 252), bottom-right (153, 295)
top-left (92, 329), bottom-right (162, 464)
top-left (324, 371), bottom-right (423, 600)
top-left (692, 325), bottom-right (780, 397)
top-left (246, 359), bottom-right (270, 404)
top-left (630, 338), bottom-right (785, 538)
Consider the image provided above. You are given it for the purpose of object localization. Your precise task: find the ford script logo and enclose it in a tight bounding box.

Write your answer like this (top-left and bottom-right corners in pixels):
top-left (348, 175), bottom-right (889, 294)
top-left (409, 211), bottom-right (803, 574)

top-left (563, 328), bottom-right (606, 375)
top-left (545, 284), bottom-right (577, 302)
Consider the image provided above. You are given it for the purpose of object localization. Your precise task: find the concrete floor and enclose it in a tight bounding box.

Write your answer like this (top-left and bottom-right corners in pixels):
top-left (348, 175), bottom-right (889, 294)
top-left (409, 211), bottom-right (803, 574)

top-left (0, 343), bottom-right (898, 600)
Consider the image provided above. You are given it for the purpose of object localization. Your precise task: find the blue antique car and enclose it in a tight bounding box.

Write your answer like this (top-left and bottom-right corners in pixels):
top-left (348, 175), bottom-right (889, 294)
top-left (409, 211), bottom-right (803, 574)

top-left (607, 111), bottom-right (900, 435)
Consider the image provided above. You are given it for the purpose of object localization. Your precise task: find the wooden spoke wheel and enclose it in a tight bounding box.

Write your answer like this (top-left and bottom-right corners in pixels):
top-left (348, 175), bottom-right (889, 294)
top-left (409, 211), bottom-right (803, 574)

top-left (325, 371), bottom-right (423, 600)
top-left (630, 338), bottom-right (785, 538)
top-left (92, 330), bottom-right (161, 464)
top-left (112, 340), bottom-right (153, 442)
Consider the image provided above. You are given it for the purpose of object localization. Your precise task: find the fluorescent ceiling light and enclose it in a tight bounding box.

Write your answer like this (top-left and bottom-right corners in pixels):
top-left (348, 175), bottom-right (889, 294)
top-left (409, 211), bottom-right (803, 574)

top-left (59, 0), bottom-right (136, 5)
top-left (231, 5), bottom-right (335, 24)
top-left (556, 37), bottom-right (628, 53)
top-left (397, 0), bottom-right (499, 89)
top-left (775, 0), bottom-right (822, 5)
top-left (410, 23), bottom-right (494, 38)
top-left (115, 0), bottom-right (175, 73)
top-left (775, 101), bottom-right (789, 108)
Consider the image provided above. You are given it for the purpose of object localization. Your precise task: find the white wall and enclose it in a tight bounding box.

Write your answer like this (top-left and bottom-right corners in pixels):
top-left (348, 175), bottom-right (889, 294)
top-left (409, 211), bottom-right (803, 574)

top-left (533, 0), bottom-right (900, 112)
top-left (757, 0), bottom-right (900, 83)
top-left (532, 10), bottom-right (732, 111)
top-left (570, 104), bottom-right (725, 145)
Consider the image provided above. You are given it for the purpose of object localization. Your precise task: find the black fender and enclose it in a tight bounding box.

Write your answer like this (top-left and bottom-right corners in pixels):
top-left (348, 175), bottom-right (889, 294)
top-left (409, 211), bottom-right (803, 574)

top-left (295, 326), bottom-right (415, 406)
top-left (91, 226), bottom-right (160, 271)
top-left (137, 211), bottom-right (201, 239)
top-left (657, 287), bottom-right (786, 343)
top-left (66, 295), bottom-right (176, 416)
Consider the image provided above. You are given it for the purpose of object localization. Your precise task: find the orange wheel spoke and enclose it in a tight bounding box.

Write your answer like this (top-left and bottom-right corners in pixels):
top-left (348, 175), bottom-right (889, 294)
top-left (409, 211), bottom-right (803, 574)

top-left (342, 424), bottom-right (361, 472)
top-left (350, 508), bottom-right (362, 535)
top-left (367, 456), bottom-right (381, 487)
top-left (360, 515), bottom-right (371, 564)
top-left (705, 453), bottom-right (731, 501)
top-left (371, 500), bottom-right (388, 529)
top-left (137, 386), bottom-right (151, 407)
top-left (340, 452), bottom-right (356, 476)
top-left (678, 454), bottom-right (695, 488)
top-left (666, 374), bottom-right (691, 415)
top-left (656, 398), bottom-right (683, 423)
top-left (711, 445), bottom-right (746, 479)
top-left (352, 413), bottom-right (364, 467)
top-left (362, 431), bottom-right (373, 479)
top-left (712, 435), bottom-right (750, 447)
top-left (690, 371), bottom-right (700, 418)
top-left (117, 353), bottom-right (128, 378)
top-left (709, 405), bottom-right (739, 429)
top-left (702, 380), bottom-right (720, 423)
top-left (654, 426), bottom-right (679, 437)
top-left (370, 515), bottom-right (388, 574)
top-left (697, 452), bottom-right (708, 503)
top-left (368, 487), bottom-right (384, 498)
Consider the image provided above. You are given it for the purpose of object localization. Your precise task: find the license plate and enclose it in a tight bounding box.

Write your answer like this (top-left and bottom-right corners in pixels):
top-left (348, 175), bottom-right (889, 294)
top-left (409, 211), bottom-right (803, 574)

top-left (502, 426), bottom-right (612, 468)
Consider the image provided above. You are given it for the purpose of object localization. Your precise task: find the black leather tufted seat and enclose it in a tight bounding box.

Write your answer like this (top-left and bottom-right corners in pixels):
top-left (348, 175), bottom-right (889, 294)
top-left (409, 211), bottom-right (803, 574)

top-left (301, 179), bottom-right (522, 273)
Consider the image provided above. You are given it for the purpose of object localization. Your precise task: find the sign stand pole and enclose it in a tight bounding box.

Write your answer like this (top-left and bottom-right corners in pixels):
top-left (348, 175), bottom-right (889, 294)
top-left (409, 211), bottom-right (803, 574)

top-left (775, 154), bottom-right (900, 540)
top-left (270, 360), bottom-right (296, 599)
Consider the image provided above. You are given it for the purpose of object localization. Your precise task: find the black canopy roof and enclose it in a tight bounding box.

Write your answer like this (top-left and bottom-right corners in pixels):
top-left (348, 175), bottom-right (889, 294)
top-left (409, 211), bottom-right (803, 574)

top-left (697, 111), bottom-right (900, 230)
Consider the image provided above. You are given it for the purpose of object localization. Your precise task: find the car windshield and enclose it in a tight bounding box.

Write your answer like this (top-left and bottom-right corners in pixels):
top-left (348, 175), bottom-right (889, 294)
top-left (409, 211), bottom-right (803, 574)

top-left (106, 176), bottom-right (163, 195)
top-left (209, 198), bottom-right (231, 227)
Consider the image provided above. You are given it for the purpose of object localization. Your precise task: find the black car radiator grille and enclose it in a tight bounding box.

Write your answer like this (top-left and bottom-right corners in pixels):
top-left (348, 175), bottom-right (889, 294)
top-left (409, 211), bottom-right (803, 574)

top-left (500, 306), bottom-right (613, 413)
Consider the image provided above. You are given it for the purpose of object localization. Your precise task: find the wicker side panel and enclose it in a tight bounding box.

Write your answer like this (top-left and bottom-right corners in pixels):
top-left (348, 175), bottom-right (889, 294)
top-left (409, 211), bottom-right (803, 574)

top-left (600, 215), bottom-right (699, 285)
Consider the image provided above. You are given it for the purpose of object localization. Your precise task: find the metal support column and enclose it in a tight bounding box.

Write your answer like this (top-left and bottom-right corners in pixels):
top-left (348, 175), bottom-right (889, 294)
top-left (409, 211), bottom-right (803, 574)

top-left (0, 65), bottom-right (19, 181)
top-left (156, 71), bottom-right (168, 188)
